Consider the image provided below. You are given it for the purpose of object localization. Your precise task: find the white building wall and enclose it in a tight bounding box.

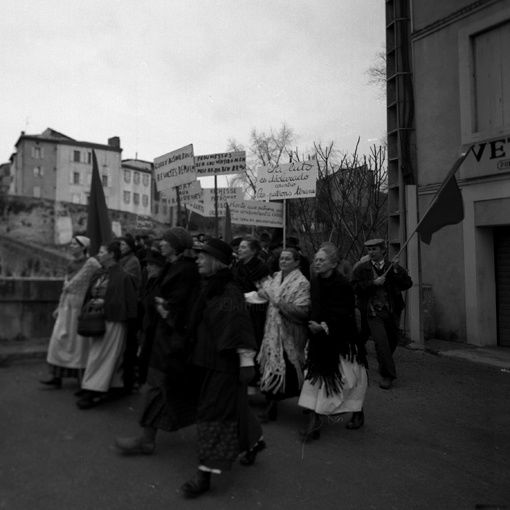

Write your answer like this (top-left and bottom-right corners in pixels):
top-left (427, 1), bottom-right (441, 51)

top-left (410, 0), bottom-right (510, 345)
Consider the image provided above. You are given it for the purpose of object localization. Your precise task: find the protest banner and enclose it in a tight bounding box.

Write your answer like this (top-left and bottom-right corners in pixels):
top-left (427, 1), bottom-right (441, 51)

top-left (154, 144), bottom-right (195, 192)
top-left (135, 215), bottom-right (156, 231)
top-left (230, 200), bottom-right (284, 228)
top-left (195, 151), bottom-right (246, 176)
top-left (163, 180), bottom-right (202, 206)
top-left (185, 200), bottom-right (206, 216)
top-left (185, 187), bottom-right (244, 217)
top-left (255, 159), bottom-right (318, 200)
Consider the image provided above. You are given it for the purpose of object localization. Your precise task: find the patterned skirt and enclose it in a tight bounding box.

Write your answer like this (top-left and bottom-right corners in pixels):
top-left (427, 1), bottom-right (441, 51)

top-left (196, 368), bottom-right (262, 473)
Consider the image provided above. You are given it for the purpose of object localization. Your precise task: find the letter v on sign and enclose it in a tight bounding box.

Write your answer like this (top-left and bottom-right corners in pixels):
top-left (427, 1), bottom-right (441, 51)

top-left (470, 143), bottom-right (486, 162)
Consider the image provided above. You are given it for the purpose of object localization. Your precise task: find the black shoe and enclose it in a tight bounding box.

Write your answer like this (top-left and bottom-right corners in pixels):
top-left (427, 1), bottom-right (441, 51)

top-left (76, 393), bottom-right (105, 410)
top-left (39, 377), bottom-right (62, 389)
top-left (180, 471), bottom-right (211, 499)
top-left (346, 410), bottom-right (365, 430)
top-left (240, 439), bottom-right (266, 466)
top-left (379, 378), bottom-right (393, 389)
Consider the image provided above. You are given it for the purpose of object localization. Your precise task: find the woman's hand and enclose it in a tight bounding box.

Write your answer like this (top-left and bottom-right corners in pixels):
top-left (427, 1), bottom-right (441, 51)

top-left (155, 297), bottom-right (169, 319)
top-left (92, 298), bottom-right (105, 307)
top-left (308, 320), bottom-right (323, 334)
top-left (52, 308), bottom-right (59, 319)
top-left (156, 304), bottom-right (169, 319)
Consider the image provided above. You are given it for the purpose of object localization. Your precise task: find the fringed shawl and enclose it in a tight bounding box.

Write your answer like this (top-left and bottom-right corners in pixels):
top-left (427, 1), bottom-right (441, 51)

top-left (305, 271), bottom-right (367, 396)
top-left (257, 269), bottom-right (311, 394)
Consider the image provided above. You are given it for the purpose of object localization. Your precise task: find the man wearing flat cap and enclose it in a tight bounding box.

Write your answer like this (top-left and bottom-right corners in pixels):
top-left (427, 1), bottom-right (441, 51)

top-left (352, 239), bottom-right (412, 389)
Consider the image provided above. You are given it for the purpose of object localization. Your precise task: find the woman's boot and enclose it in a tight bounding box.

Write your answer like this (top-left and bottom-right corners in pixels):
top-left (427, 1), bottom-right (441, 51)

top-left (346, 409), bottom-right (364, 430)
top-left (115, 426), bottom-right (156, 455)
top-left (180, 469), bottom-right (211, 498)
top-left (39, 376), bottom-right (62, 389)
top-left (300, 412), bottom-right (322, 442)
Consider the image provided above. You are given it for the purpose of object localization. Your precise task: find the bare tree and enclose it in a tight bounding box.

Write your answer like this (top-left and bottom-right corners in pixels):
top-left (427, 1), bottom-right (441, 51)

top-left (367, 50), bottom-right (386, 92)
top-left (226, 123), bottom-right (295, 198)
top-left (288, 140), bottom-right (388, 262)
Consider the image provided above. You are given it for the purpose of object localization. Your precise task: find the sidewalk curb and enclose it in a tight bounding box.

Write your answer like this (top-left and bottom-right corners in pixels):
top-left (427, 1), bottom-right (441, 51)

top-left (420, 344), bottom-right (510, 371)
top-left (0, 341), bottom-right (47, 367)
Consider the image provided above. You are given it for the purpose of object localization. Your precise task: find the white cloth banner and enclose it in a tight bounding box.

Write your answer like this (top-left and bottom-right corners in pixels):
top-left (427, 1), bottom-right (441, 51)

top-left (230, 199), bottom-right (284, 227)
top-left (154, 144), bottom-right (195, 191)
top-left (255, 160), bottom-right (318, 200)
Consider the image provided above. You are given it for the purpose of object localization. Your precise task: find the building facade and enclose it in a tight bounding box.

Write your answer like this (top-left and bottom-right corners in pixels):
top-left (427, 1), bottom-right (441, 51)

top-left (10, 128), bottom-right (123, 210)
top-left (120, 159), bottom-right (153, 217)
top-left (388, 0), bottom-right (510, 347)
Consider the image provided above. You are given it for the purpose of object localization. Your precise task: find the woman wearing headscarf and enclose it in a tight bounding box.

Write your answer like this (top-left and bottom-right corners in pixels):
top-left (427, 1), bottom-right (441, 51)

top-left (41, 235), bottom-right (101, 389)
top-left (76, 241), bottom-right (138, 409)
top-left (179, 238), bottom-right (264, 499)
top-left (115, 227), bottom-right (200, 454)
top-left (298, 242), bottom-right (368, 441)
top-left (257, 247), bottom-right (311, 422)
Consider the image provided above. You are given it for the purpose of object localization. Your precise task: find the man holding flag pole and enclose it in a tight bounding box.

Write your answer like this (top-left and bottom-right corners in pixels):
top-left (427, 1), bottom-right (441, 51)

top-left (353, 149), bottom-right (470, 389)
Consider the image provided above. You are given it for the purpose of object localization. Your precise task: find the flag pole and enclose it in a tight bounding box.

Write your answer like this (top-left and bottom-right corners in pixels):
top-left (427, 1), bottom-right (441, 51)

top-left (282, 199), bottom-right (287, 249)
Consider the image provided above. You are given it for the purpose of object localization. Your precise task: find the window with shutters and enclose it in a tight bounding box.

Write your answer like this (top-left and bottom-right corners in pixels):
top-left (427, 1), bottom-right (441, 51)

top-left (459, 12), bottom-right (510, 143)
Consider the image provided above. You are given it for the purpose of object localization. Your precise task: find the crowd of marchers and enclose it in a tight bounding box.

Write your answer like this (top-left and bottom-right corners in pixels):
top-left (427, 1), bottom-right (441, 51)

top-left (40, 228), bottom-right (412, 499)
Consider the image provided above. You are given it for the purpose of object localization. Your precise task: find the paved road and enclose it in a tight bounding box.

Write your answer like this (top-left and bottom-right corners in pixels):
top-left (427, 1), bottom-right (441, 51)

top-left (1, 347), bottom-right (509, 510)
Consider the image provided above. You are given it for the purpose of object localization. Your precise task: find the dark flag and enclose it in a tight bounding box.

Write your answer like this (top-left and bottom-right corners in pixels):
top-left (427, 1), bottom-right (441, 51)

top-left (86, 150), bottom-right (113, 255)
top-left (416, 152), bottom-right (468, 245)
top-left (223, 202), bottom-right (232, 244)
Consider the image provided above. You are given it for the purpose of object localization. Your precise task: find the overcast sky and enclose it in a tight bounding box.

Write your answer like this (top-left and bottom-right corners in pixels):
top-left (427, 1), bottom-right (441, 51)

top-left (1, 0), bottom-right (385, 165)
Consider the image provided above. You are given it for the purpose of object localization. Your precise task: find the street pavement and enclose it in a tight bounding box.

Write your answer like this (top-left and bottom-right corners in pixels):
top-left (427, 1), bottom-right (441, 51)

top-left (0, 346), bottom-right (509, 510)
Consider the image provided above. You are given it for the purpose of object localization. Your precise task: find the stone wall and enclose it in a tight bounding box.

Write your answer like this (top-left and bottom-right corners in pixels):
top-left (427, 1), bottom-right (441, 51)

top-left (0, 235), bottom-right (70, 277)
top-left (0, 278), bottom-right (63, 341)
top-left (0, 194), bottom-right (168, 246)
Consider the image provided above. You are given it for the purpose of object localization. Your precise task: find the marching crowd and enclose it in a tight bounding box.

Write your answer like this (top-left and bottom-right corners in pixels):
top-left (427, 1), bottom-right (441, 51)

top-left (40, 228), bottom-right (412, 498)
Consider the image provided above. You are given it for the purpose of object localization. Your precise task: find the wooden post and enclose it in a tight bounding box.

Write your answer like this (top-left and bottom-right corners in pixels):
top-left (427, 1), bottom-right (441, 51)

top-left (214, 174), bottom-right (219, 237)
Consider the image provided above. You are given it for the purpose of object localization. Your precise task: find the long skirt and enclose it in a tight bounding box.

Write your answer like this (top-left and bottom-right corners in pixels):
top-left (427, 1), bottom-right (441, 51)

top-left (196, 368), bottom-right (263, 473)
top-left (81, 322), bottom-right (126, 393)
top-left (47, 292), bottom-right (89, 370)
top-left (298, 358), bottom-right (367, 415)
top-left (139, 362), bottom-right (199, 432)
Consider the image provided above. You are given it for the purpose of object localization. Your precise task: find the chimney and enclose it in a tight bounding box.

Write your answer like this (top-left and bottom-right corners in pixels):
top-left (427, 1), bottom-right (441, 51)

top-left (108, 136), bottom-right (120, 149)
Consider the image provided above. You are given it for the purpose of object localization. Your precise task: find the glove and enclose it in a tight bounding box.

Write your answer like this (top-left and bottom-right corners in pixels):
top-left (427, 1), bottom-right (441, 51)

top-left (239, 366), bottom-right (255, 385)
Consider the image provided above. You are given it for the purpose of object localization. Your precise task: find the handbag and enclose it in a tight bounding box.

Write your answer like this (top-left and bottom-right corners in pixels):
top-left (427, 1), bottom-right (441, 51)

top-left (77, 299), bottom-right (106, 337)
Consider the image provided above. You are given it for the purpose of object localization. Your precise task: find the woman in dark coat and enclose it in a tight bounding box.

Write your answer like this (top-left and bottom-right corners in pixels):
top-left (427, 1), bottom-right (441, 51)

top-left (115, 227), bottom-right (200, 454)
top-left (136, 249), bottom-right (166, 385)
top-left (180, 238), bottom-right (265, 499)
top-left (298, 242), bottom-right (368, 440)
top-left (232, 237), bottom-right (270, 348)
